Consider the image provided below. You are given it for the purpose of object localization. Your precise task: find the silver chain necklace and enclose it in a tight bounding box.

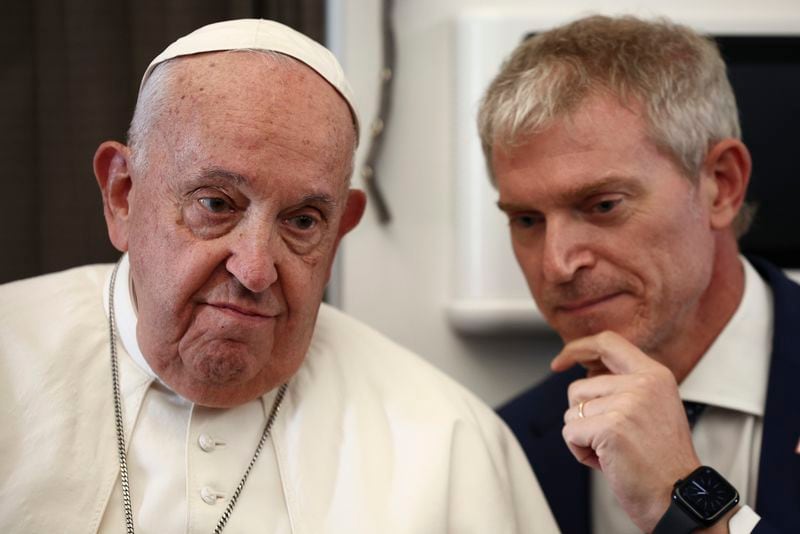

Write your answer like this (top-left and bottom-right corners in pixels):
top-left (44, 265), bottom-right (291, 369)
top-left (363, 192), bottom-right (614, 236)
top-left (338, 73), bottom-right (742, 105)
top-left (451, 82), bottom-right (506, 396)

top-left (108, 260), bottom-right (288, 534)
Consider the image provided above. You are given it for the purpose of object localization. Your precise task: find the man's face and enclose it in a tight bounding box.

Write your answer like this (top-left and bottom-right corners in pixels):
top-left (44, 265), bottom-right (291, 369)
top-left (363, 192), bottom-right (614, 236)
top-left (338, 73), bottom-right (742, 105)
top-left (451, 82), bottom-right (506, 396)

top-left (493, 95), bottom-right (719, 357)
top-left (109, 54), bottom-right (360, 407)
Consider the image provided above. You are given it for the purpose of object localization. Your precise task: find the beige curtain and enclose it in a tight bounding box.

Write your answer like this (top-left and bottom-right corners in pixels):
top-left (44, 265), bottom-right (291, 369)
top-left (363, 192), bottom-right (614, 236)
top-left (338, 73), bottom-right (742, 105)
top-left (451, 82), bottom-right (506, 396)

top-left (0, 0), bottom-right (325, 283)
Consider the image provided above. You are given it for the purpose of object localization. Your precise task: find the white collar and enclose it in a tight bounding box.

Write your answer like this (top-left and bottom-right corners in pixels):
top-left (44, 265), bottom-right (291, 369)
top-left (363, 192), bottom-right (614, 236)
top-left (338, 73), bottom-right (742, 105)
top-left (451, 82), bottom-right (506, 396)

top-left (679, 257), bottom-right (773, 416)
top-left (102, 254), bottom-right (159, 380)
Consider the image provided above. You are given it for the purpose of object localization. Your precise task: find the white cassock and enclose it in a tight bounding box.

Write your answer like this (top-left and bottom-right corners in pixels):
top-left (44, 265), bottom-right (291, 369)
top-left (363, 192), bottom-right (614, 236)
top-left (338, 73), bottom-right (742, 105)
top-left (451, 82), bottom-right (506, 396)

top-left (0, 258), bottom-right (558, 534)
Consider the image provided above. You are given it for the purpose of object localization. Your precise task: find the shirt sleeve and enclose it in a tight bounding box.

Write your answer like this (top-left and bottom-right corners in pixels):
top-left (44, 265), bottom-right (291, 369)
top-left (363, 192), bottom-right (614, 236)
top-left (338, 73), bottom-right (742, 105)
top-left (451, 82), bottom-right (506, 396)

top-left (729, 505), bottom-right (761, 533)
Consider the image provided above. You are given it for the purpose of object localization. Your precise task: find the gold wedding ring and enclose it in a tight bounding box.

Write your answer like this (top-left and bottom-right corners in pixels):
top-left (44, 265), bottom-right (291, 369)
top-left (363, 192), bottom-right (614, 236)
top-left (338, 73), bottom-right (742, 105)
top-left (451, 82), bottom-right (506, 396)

top-left (578, 400), bottom-right (586, 419)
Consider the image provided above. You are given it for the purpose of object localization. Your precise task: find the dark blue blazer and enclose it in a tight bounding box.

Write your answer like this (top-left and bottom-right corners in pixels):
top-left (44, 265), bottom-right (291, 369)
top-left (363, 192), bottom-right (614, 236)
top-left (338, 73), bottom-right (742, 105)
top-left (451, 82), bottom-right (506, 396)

top-left (499, 258), bottom-right (800, 534)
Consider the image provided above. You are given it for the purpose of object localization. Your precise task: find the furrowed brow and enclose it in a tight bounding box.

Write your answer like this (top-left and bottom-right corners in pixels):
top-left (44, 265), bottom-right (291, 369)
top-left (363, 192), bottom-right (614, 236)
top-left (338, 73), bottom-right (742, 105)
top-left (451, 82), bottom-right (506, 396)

top-left (497, 176), bottom-right (643, 213)
top-left (556, 176), bottom-right (642, 203)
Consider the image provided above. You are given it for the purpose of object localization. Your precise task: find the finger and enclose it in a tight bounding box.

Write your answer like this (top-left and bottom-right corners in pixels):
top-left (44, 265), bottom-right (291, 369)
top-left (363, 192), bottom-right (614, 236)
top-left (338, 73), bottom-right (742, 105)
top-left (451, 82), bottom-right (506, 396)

top-left (552, 331), bottom-right (635, 373)
top-left (564, 401), bottom-right (584, 424)
top-left (564, 391), bottom-right (629, 423)
top-left (565, 440), bottom-right (601, 470)
top-left (551, 355), bottom-right (611, 377)
top-left (566, 397), bottom-right (589, 423)
top-left (551, 335), bottom-right (612, 372)
top-left (566, 374), bottom-right (637, 407)
top-left (552, 331), bottom-right (657, 375)
top-left (562, 419), bottom-right (605, 470)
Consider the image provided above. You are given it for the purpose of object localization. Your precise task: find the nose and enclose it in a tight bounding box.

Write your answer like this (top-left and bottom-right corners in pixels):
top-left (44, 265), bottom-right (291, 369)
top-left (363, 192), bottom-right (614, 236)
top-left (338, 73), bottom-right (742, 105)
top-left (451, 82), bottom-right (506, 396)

top-left (540, 217), bottom-right (595, 285)
top-left (225, 223), bottom-right (279, 294)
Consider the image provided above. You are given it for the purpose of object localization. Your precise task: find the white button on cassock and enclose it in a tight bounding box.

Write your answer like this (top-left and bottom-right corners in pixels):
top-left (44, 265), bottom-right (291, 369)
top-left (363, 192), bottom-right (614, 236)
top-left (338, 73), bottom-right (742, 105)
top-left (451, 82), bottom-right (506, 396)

top-left (200, 486), bottom-right (220, 505)
top-left (198, 433), bottom-right (216, 452)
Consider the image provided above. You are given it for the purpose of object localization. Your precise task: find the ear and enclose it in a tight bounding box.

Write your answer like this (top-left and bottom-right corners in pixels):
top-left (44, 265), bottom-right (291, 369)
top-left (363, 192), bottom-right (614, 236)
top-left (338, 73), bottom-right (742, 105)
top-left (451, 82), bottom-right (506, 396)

top-left (322, 189), bottom-right (367, 283)
top-left (94, 141), bottom-right (134, 252)
top-left (700, 139), bottom-right (751, 231)
top-left (335, 189), bottom-right (367, 244)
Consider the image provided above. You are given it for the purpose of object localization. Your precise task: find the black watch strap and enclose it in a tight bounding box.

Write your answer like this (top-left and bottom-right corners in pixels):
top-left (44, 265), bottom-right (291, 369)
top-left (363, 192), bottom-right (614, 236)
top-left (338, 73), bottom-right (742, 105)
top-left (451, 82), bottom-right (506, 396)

top-left (652, 498), bottom-right (701, 534)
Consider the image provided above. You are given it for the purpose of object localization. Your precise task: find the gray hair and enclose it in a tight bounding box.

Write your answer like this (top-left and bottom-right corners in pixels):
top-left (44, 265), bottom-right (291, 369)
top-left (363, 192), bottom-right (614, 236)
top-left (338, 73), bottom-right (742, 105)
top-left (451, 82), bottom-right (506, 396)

top-left (478, 15), bottom-right (754, 236)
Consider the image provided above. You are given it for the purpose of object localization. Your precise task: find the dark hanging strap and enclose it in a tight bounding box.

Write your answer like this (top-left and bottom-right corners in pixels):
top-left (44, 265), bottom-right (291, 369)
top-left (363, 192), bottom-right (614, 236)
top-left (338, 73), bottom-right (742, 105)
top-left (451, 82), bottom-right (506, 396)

top-left (359, 0), bottom-right (396, 224)
top-left (683, 400), bottom-right (708, 429)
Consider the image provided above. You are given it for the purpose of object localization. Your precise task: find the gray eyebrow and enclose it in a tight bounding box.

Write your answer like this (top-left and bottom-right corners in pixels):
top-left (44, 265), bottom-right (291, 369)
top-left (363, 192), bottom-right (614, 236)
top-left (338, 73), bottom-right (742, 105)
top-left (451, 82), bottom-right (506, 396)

top-left (295, 193), bottom-right (336, 206)
top-left (188, 168), bottom-right (340, 209)
top-left (195, 167), bottom-right (248, 185)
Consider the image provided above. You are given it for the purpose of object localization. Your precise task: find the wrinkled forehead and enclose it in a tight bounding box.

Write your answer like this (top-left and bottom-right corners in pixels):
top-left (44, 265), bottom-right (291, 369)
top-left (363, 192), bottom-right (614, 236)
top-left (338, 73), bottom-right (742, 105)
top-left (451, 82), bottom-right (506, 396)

top-left (147, 51), bottom-right (357, 145)
top-left (139, 53), bottom-right (357, 192)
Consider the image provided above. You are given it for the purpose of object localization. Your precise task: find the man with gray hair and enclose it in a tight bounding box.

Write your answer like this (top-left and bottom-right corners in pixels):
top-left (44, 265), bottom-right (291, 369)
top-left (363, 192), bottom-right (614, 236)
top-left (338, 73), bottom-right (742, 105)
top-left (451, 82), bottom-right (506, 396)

top-left (0, 19), bottom-right (558, 533)
top-left (481, 15), bottom-right (798, 534)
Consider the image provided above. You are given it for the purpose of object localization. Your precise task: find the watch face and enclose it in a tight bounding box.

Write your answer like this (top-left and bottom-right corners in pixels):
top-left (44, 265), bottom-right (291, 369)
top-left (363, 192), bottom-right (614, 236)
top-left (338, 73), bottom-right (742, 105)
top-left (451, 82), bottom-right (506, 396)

top-left (676, 466), bottom-right (739, 521)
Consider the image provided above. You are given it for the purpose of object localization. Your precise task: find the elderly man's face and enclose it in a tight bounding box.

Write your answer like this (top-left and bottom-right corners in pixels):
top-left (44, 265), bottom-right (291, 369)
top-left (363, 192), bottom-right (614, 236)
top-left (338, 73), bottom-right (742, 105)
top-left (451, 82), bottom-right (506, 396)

top-left (493, 94), bottom-right (723, 357)
top-left (96, 53), bottom-right (363, 407)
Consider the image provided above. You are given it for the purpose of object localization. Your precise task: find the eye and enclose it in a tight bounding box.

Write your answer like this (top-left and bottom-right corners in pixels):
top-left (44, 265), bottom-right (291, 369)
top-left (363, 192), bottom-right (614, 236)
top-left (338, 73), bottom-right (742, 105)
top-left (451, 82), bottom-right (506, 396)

top-left (592, 198), bottom-right (622, 214)
top-left (280, 210), bottom-right (326, 253)
top-left (284, 213), bottom-right (320, 231)
top-left (509, 213), bottom-right (542, 229)
top-left (183, 189), bottom-right (241, 240)
top-left (198, 196), bottom-right (234, 213)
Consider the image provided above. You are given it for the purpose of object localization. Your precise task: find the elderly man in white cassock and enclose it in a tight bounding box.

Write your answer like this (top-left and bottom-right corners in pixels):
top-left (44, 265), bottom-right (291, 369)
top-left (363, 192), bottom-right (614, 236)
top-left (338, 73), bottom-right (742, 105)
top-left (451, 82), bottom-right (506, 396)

top-left (0, 19), bottom-right (557, 534)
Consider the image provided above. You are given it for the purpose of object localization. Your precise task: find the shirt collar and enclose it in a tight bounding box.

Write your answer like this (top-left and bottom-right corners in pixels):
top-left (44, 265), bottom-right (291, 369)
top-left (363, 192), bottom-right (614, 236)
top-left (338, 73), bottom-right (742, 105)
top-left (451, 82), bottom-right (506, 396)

top-left (107, 253), bottom-right (160, 380)
top-left (102, 255), bottom-right (158, 435)
top-left (679, 257), bottom-right (773, 416)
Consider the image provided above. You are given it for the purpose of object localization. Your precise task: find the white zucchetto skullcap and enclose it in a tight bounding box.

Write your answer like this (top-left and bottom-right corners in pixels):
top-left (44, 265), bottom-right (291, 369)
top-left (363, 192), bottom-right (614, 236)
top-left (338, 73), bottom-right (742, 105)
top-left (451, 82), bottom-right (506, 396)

top-left (140, 18), bottom-right (359, 136)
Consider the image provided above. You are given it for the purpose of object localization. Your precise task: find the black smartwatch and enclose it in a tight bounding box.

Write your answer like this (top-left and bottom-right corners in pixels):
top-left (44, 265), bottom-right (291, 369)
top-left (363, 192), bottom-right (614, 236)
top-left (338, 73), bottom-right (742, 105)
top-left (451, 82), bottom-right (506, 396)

top-left (652, 466), bottom-right (740, 533)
